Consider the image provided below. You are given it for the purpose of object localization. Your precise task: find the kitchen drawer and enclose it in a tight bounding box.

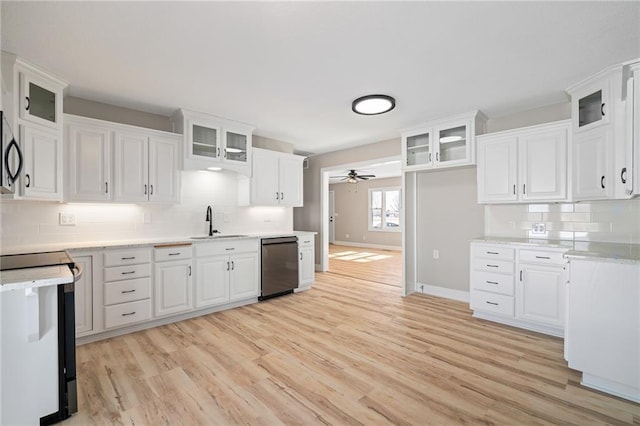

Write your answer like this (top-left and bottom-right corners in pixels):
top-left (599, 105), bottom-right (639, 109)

top-left (154, 245), bottom-right (193, 262)
top-left (519, 249), bottom-right (567, 266)
top-left (471, 271), bottom-right (514, 296)
top-left (104, 248), bottom-right (151, 267)
top-left (104, 299), bottom-right (151, 329)
top-left (298, 236), bottom-right (314, 247)
top-left (471, 244), bottom-right (515, 261)
top-left (104, 277), bottom-right (151, 306)
top-left (104, 263), bottom-right (151, 282)
top-left (472, 257), bottom-right (514, 274)
top-left (195, 239), bottom-right (259, 257)
top-left (471, 291), bottom-right (514, 316)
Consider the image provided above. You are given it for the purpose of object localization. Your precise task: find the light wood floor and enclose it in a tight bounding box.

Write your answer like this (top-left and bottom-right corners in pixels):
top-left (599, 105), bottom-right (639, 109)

top-left (329, 244), bottom-right (402, 287)
top-left (66, 266), bottom-right (639, 425)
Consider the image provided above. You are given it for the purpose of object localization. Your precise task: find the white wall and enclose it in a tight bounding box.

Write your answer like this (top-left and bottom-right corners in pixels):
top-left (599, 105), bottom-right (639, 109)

top-left (0, 170), bottom-right (292, 251)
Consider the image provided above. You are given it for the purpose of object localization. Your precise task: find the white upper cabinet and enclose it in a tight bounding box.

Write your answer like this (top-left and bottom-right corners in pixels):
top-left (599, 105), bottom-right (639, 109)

top-left (65, 114), bottom-right (180, 204)
top-left (567, 64), bottom-right (628, 201)
top-left (2, 53), bottom-right (67, 201)
top-left (241, 147), bottom-right (304, 207)
top-left (66, 119), bottom-right (112, 201)
top-left (20, 125), bottom-right (62, 200)
top-left (171, 109), bottom-right (254, 175)
top-left (477, 120), bottom-right (570, 204)
top-left (401, 111), bottom-right (486, 171)
top-left (624, 60), bottom-right (640, 198)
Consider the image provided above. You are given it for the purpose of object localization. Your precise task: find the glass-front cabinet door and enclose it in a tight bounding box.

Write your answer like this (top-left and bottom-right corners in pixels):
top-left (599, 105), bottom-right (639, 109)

top-left (224, 130), bottom-right (248, 164)
top-left (188, 120), bottom-right (221, 161)
top-left (19, 72), bottom-right (63, 129)
top-left (435, 122), bottom-right (471, 166)
top-left (403, 129), bottom-right (432, 169)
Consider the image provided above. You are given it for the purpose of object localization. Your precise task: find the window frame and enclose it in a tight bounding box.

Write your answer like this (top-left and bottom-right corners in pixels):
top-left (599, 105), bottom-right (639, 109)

top-left (368, 186), bottom-right (401, 232)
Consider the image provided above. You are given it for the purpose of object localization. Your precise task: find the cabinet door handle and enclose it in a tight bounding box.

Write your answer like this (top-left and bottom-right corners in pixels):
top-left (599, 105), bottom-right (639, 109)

top-left (25, 97), bottom-right (30, 111)
top-left (486, 264), bottom-right (499, 268)
top-left (520, 270), bottom-right (523, 281)
top-left (300, 252), bottom-right (303, 260)
top-left (601, 176), bottom-right (606, 189)
top-left (121, 256), bottom-right (135, 260)
top-left (144, 184), bottom-right (148, 195)
top-left (486, 301), bottom-right (499, 306)
top-left (429, 153), bottom-right (432, 162)
top-left (276, 192), bottom-right (280, 200)
top-left (216, 147), bottom-right (220, 158)
top-left (226, 261), bottom-right (230, 271)
top-left (150, 185), bottom-right (153, 195)
top-left (280, 192), bottom-right (284, 200)
top-left (188, 265), bottom-right (192, 276)
top-left (486, 281), bottom-right (499, 285)
top-left (25, 173), bottom-right (30, 188)
top-left (105, 182), bottom-right (109, 194)
top-left (601, 102), bottom-right (606, 117)
top-left (621, 167), bottom-right (627, 184)
top-left (231, 261), bottom-right (235, 270)
top-left (436, 152), bottom-right (439, 162)
top-left (513, 184), bottom-right (516, 195)
top-left (522, 184), bottom-right (526, 195)
top-left (535, 256), bottom-right (550, 260)
top-left (122, 311), bottom-right (136, 316)
top-left (121, 289), bottom-right (136, 294)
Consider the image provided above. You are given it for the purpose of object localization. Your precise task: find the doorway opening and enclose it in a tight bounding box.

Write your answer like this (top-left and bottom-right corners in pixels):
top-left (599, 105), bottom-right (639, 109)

top-left (320, 156), bottom-right (403, 290)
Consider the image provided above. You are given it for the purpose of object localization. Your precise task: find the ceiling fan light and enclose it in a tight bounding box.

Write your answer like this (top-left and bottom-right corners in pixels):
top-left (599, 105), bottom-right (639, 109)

top-left (352, 95), bottom-right (395, 115)
top-left (347, 177), bottom-right (358, 184)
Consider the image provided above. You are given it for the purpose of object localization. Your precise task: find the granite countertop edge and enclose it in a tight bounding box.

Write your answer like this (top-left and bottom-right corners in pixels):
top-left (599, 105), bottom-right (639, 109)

top-left (0, 266), bottom-right (74, 292)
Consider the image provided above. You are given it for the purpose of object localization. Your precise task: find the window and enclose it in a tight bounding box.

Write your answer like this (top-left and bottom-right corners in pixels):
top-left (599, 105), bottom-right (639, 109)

top-left (369, 187), bottom-right (401, 231)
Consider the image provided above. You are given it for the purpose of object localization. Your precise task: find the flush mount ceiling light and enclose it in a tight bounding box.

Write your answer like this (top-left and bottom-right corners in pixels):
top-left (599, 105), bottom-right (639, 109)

top-left (352, 94), bottom-right (396, 115)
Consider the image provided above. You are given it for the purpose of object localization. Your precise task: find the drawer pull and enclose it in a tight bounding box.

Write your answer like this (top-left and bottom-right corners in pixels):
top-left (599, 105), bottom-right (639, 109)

top-left (486, 264), bottom-right (499, 268)
top-left (121, 289), bottom-right (136, 294)
top-left (486, 301), bottom-right (499, 306)
top-left (486, 251), bottom-right (499, 255)
top-left (121, 256), bottom-right (136, 260)
top-left (168, 252), bottom-right (181, 256)
top-left (122, 311), bottom-right (136, 316)
top-left (486, 281), bottom-right (499, 285)
top-left (225, 248), bottom-right (235, 251)
top-left (535, 256), bottom-right (550, 260)
top-left (121, 271), bottom-right (136, 275)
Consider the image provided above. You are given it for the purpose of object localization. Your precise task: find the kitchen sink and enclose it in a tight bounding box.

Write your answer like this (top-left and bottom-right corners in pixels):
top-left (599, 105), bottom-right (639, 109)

top-left (190, 234), bottom-right (247, 240)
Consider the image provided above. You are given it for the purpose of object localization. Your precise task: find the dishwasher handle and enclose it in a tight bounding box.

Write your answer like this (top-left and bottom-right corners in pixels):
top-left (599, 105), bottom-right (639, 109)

top-left (261, 236), bottom-right (298, 246)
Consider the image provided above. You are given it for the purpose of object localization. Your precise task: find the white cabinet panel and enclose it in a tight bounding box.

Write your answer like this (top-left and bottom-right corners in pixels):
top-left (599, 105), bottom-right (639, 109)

top-left (229, 253), bottom-right (259, 301)
top-left (67, 122), bottom-right (111, 201)
top-left (114, 130), bottom-right (149, 202)
top-left (516, 265), bottom-right (565, 328)
top-left (573, 126), bottom-right (611, 200)
top-left (20, 125), bottom-right (62, 200)
top-left (74, 255), bottom-right (93, 335)
top-left (477, 135), bottom-right (518, 203)
top-left (149, 136), bottom-right (179, 203)
top-left (519, 128), bottom-right (567, 201)
top-left (279, 155), bottom-right (304, 206)
top-left (246, 148), bottom-right (304, 207)
top-left (195, 255), bottom-right (229, 308)
top-left (154, 259), bottom-right (193, 317)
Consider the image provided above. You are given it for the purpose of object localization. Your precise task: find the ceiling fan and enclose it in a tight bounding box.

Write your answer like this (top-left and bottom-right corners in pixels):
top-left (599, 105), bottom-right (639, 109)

top-left (330, 169), bottom-right (376, 183)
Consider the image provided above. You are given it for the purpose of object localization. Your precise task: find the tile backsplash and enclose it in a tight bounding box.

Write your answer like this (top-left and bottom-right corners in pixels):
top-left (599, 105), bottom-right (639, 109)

top-left (485, 199), bottom-right (640, 244)
top-left (0, 170), bottom-right (293, 250)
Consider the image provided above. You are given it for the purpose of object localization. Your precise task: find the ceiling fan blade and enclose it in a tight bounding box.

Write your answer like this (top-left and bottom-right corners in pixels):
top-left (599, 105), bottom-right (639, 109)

top-left (358, 174), bottom-right (376, 178)
top-left (358, 176), bottom-right (370, 180)
top-left (330, 175), bottom-right (348, 178)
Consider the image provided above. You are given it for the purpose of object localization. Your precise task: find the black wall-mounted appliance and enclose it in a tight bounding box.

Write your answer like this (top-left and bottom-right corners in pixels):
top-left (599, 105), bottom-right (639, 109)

top-left (1, 111), bottom-right (23, 194)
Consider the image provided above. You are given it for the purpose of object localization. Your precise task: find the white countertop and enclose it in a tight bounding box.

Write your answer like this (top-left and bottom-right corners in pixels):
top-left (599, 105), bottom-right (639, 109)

top-left (0, 231), bottom-right (317, 255)
top-left (0, 265), bottom-right (74, 292)
top-left (472, 236), bottom-right (640, 264)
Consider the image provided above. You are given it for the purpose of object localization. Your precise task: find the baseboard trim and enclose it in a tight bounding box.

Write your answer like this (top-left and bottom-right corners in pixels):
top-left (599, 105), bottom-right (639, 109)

top-left (331, 241), bottom-right (402, 251)
top-left (413, 283), bottom-right (469, 303)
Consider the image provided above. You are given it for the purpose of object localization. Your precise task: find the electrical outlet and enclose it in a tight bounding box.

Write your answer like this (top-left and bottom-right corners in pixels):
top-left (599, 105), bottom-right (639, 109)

top-left (362, 236), bottom-right (366, 241)
top-left (59, 213), bottom-right (76, 226)
top-left (532, 223), bottom-right (546, 234)
top-left (346, 233), bottom-right (349, 238)
top-left (433, 249), bottom-right (439, 259)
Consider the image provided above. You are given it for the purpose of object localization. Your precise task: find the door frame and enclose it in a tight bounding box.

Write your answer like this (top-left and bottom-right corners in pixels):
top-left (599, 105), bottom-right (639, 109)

top-left (328, 190), bottom-right (335, 244)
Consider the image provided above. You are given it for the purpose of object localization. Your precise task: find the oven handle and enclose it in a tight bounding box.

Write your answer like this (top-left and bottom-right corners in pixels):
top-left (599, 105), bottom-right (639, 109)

top-left (72, 264), bottom-right (83, 283)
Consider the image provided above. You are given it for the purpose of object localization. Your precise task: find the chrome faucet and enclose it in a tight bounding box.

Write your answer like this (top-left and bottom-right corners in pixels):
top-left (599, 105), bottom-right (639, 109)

top-left (205, 205), bottom-right (218, 236)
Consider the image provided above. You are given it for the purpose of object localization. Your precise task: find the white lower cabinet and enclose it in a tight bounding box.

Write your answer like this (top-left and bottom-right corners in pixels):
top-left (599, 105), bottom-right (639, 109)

top-left (470, 242), bottom-right (567, 337)
top-left (154, 245), bottom-right (193, 318)
top-left (297, 234), bottom-right (315, 290)
top-left (73, 255), bottom-right (93, 335)
top-left (566, 258), bottom-right (640, 403)
top-left (102, 247), bottom-right (153, 330)
top-left (195, 255), bottom-right (229, 308)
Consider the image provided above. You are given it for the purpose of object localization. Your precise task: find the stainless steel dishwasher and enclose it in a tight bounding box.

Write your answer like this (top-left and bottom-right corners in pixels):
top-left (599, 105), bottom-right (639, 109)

top-left (260, 236), bottom-right (299, 300)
